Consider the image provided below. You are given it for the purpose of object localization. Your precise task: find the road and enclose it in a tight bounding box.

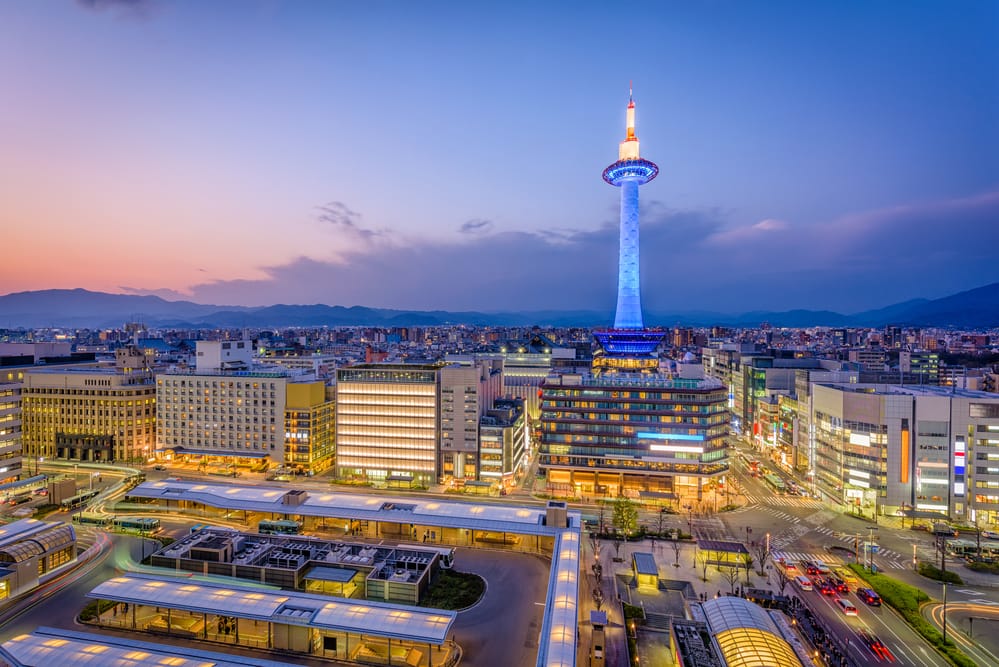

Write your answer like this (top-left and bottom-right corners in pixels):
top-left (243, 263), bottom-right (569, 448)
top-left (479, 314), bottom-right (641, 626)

top-left (716, 442), bottom-right (965, 667)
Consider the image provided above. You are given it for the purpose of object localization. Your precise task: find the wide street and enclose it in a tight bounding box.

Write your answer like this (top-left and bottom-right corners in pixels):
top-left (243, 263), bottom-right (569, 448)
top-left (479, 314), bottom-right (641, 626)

top-left (706, 443), bottom-right (999, 667)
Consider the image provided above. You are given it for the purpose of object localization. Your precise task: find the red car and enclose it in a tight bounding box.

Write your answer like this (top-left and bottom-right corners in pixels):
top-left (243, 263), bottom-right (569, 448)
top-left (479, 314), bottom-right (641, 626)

top-left (860, 629), bottom-right (894, 661)
top-left (817, 579), bottom-right (837, 596)
top-left (829, 576), bottom-right (849, 594)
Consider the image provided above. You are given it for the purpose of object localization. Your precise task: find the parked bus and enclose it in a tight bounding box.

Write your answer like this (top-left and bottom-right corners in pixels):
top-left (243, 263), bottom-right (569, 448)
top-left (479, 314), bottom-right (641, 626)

top-left (113, 517), bottom-right (162, 535)
top-left (60, 489), bottom-right (99, 510)
top-left (764, 474), bottom-right (786, 494)
top-left (257, 519), bottom-right (302, 536)
top-left (396, 543), bottom-right (456, 569)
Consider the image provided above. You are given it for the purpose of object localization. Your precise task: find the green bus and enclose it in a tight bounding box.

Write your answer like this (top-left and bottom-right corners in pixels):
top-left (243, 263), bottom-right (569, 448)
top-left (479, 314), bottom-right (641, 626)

top-left (113, 516), bottom-right (162, 535)
top-left (763, 474), bottom-right (786, 493)
top-left (258, 519), bottom-right (302, 535)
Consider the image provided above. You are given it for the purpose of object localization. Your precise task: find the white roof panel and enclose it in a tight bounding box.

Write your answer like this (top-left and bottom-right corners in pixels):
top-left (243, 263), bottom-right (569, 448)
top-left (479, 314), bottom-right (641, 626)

top-left (127, 480), bottom-right (577, 536)
top-left (88, 573), bottom-right (456, 644)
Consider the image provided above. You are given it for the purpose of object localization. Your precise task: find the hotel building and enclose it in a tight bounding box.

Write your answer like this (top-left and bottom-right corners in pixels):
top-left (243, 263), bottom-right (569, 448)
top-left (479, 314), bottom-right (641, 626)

top-left (540, 373), bottom-right (728, 500)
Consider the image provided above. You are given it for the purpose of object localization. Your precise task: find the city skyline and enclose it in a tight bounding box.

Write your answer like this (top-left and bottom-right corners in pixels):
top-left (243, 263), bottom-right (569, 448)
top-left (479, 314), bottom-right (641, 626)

top-left (2, 1), bottom-right (997, 314)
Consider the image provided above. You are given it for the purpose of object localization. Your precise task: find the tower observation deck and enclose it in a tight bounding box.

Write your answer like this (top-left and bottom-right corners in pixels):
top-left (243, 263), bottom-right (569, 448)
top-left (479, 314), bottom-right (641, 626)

top-left (594, 87), bottom-right (663, 366)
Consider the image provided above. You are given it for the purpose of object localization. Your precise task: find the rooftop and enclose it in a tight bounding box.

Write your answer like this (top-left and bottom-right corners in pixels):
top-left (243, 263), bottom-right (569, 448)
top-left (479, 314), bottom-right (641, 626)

top-left (0, 626), bottom-right (297, 667)
top-left (89, 573), bottom-right (456, 644)
top-left (128, 480), bottom-right (579, 536)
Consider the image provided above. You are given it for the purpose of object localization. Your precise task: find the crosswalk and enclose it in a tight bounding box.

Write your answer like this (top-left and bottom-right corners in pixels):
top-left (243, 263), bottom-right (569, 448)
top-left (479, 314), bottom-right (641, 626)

top-left (742, 493), bottom-right (825, 509)
top-left (771, 549), bottom-right (905, 570)
top-left (809, 526), bottom-right (907, 567)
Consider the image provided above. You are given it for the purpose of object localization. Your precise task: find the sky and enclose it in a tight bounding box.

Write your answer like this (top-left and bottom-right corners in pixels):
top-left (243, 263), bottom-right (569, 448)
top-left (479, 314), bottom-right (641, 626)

top-left (1, 0), bottom-right (997, 316)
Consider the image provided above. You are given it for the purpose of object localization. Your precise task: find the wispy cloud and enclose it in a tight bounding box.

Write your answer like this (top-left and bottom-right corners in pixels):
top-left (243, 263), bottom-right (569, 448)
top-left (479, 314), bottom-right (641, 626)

top-left (459, 218), bottom-right (494, 234)
top-left (75, 0), bottom-right (158, 18)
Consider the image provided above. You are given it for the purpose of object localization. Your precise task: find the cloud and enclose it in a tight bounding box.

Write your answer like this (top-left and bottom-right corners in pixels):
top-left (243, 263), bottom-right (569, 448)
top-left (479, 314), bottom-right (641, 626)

top-left (707, 218), bottom-right (788, 245)
top-left (118, 285), bottom-right (191, 301)
top-left (459, 219), bottom-right (494, 234)
top-left (316, 201), bottom-right (381, 244)
top-left (75, 0), bottom-right (157, 17)
top-left (149, 189), bottom-right (999, 315)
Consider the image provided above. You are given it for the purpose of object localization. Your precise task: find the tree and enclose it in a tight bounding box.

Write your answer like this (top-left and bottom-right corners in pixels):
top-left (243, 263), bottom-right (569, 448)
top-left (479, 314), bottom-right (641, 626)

top-left (598, 500), bottom-right (607, 534)
top-left (741, 554), bottom-right (755, 584)
top-left (721, 566), bottom-right (740, 595)
top-left (753, 538), bottom-right (771, 576)
top-left (774, 565), bottom-right (792, 596)
top-left (592, 561), bottom-right (603, 582)
top-left (656, 507), bottom-right (668, 538)
top-left (669, 532), bottom-right (682, 568)
top-left (612, 498), bottom-right (638, 536)
top-left (696, 550), bottom-right (712, 582)
top-left (592, 586), bottom-right (604, 611)
top-left (613, 537), bottom-right (624, 561)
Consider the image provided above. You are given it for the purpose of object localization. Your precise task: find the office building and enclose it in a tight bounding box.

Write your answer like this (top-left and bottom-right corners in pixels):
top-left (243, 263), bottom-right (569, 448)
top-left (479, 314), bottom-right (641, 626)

top-left (479, 397), bottom-right (527, 488)
top-left (21, 349), bottom-right (155, 463)
top-left (335, 364), bottom-right (440, 486)
top-left (809, 383), bottom-right (999, 527)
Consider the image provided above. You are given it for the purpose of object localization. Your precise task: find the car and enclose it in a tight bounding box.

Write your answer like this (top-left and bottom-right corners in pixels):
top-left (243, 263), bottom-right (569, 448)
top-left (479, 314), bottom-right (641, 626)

top-left (32, 488), bottom-right (48, 496)
top-left (836, 598), bottom-right (858, 616)
top-left (783, 560), bottom-right (798, 573)
top-left (829, 576), bottom-right (849, 594)
top-left (818, 579), bottom-right (837, 596)
top-left (983, 530), bottom-right (999, 540)
top-left (859, 629), bottom-right (894, 661)
top-left (857, 588), bottom-right (882, 606)
top-left (811, 559), bottom-right (831, 574)
top-left (153, 465), bottom-right (166, 471)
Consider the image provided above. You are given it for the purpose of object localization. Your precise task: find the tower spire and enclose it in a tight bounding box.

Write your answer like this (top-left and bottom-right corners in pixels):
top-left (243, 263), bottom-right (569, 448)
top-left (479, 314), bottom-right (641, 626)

top-left (621, 84), bottom-right (638, 158)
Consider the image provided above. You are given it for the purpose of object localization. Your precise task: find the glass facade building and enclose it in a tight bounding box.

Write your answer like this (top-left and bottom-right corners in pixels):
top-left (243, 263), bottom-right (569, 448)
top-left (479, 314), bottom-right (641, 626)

top-left (335, 365), bottom-right (439, 486)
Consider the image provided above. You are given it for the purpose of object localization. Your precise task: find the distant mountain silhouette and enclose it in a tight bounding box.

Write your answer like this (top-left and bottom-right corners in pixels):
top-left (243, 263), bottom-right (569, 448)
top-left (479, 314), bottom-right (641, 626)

top-left (0, 283), bottom-right (997, 329)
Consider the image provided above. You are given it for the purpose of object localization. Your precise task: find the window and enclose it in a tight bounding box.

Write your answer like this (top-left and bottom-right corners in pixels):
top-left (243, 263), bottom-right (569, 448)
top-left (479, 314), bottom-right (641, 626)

top-left (971, 403), bottom-right (999, 419)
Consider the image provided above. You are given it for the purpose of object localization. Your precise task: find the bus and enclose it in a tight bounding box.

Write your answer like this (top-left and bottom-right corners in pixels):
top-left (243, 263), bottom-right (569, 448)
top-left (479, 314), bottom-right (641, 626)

top-left (396, 543), bottom-right (456, 569)
top-left (73, 513), bottom-right (112, 527)
top-left (257, 519), bottom-right (302, 536)
top-left (763, 474), bottom-right (786, 494)
top-left (113, 517), bottom-right (162, 535)
top-left (60, 489), bottom-right (100, 510)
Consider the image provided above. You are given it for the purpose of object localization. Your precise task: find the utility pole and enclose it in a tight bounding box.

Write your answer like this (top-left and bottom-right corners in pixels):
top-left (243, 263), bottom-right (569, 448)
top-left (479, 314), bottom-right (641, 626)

top-left (942, 582), bottom-right (948, 644)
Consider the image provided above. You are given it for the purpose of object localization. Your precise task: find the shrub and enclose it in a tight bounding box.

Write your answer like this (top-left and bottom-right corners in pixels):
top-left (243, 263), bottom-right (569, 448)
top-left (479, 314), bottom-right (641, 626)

top-left (966, 560), bottom-right (999, 574)
top-left (917, 561), bottom-right (963, 584)
top-left (79, 599), bottom-right (116, 622)
top-left (419, 570), bottom-right (485, 610)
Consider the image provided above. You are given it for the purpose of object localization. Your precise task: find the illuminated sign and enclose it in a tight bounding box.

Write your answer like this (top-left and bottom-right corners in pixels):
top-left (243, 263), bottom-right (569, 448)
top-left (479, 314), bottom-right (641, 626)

top-left (849, 433), bottom-right (871, 447)
top-left (636, 432), bottom-right (704, 442)
top-left (650, 444), bottom-right (705, 454)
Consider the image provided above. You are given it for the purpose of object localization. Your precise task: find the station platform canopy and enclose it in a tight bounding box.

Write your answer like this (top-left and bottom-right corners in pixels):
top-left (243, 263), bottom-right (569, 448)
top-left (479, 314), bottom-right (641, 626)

top-left (89, 573), bottom-right (456, 645)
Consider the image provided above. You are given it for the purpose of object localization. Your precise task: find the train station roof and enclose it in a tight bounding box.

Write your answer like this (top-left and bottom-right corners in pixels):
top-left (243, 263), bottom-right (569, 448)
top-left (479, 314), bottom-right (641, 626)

top-left (88, 573), bottom-right (456, 644)
top-left (700, 597), bottom-right (802, 667)
top-left (127, 480), bottom-right (579, 536)
top-left (0, 626), bottom-right (297, 667)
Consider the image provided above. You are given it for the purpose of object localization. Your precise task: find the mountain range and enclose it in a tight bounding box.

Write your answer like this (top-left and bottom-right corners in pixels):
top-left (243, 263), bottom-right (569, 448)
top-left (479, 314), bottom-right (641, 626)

top-left (0, 283), bottom-right (996, 329)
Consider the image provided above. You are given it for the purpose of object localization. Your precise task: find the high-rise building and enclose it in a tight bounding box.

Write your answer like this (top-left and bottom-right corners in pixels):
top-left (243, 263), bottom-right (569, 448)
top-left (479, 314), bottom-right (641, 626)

top-left (439, 361), bottom-right (502, 482)
top-left (335, 364), bottom-right (440, 486)
top-left (479, 398), bottom-right (527, 489)
top-left (539, 90), bottom-right (729, 503)
top-left (283, 382), bottom-right (335, 474)
top-left (22, 351), bottom-right (155, 463)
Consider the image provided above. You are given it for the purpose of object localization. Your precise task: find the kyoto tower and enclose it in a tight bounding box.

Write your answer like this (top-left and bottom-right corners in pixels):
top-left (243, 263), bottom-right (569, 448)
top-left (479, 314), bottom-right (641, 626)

top-left (593, 86), bottom-right (664, 372)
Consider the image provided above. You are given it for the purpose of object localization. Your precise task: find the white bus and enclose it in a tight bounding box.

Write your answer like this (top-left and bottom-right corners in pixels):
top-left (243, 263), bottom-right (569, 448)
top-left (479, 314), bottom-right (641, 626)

top-left (396, 544), bottom-right (455, 569)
